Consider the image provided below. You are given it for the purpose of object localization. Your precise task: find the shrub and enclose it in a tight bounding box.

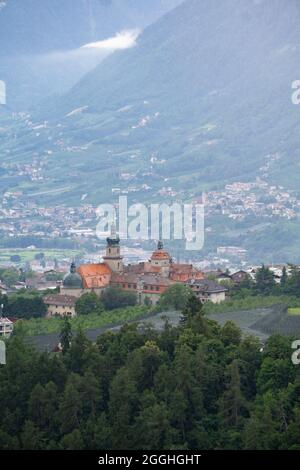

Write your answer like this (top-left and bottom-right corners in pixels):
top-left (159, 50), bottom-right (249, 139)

top-left (102, 287), bottom-right (137, 310)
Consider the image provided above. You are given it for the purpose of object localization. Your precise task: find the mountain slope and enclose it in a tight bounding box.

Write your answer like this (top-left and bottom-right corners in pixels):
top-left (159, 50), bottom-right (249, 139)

top-left (37, 0), bottom-right (300, 188)
top-left (0, 0), bottom-right (183, 56)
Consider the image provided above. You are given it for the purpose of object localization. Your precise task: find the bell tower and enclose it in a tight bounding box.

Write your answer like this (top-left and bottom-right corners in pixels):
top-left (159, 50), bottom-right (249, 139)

top-left (150, 240), bottom-right (172, 277)
top-left (103, 223), bottom-right (123, 273)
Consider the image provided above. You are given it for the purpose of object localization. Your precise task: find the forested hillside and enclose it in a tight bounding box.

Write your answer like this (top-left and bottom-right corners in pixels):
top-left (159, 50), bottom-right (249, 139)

top-left (0, 300), bottom-right (299, 450)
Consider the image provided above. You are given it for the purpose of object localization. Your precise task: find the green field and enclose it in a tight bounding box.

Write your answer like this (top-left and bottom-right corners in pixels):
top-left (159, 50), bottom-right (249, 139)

top-left (288, 307), bottom-right (300, 316)
top-left (0, 248), bottom-right (81, 264)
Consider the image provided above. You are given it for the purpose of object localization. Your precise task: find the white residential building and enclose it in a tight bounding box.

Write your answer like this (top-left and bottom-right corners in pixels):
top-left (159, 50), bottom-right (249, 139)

top-left (0, 318), bottom-right (13, 338)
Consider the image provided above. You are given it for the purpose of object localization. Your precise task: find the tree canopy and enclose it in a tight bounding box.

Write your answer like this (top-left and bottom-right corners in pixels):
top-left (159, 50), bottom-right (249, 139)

top-left (75, 292), bottom-right (104, 316)
top-left (157, 283), bottom-right (193, 311)
top-left (0, 310), bottom-right (299, 450)
top-left (102, 287), bottom-right (137, 310)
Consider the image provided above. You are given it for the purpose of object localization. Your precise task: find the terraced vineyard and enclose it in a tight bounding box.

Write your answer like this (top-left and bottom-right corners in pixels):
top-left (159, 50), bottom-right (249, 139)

top-left (210, 304), bottom-right (300, 339)
top-left (251, 304), bottom-right (300, 337)
top-left (209, 307), bottom-right (271, 341)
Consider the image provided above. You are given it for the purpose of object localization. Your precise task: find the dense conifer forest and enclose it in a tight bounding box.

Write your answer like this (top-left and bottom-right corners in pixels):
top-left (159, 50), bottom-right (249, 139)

top-left (0, 298), bottom-right (299, 450)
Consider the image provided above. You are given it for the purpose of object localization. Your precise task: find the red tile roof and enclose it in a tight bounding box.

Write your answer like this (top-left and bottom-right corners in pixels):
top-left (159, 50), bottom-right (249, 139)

top-left (77, 264), bottom-right (111, 289)
top-left (151, 250), bottom-right (172, 260)
top-left (111, 272), bottom-right (173, 289)
top-left (44, 294), bottom-right (77, 307)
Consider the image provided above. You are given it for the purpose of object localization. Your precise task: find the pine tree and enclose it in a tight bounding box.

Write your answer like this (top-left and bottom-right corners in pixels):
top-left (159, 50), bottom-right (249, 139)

top-left (59, 374), bottom-right (83, 435)
top-left (219, 360), bottom-right (246, 427)
top-left (21, 420), bottom-right (45, 450)
top-left (60, 429), bottom-right (84, 450)
top-left (69, 328), bottom-right (89, 373)
top-left (109, 368), bottom-right (138, 449)
top-left (180, 294), bottom-right (203, 327)
top-left (220, 321), bottom-right (242, 347)
top-left (280, 266), bottom-right (287, 288)
top-left (133, 392), bottom-right (173, 449)
top-left (59, 317), bottom-right (72, 354)
top-left (255, 265), bottom-right (276, 295)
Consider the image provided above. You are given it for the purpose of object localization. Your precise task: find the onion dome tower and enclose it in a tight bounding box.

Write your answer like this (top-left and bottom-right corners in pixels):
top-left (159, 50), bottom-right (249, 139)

top-left (63, 261), bottom-right (83, 290)
top-left (150, 240), bottom-right (172, 270)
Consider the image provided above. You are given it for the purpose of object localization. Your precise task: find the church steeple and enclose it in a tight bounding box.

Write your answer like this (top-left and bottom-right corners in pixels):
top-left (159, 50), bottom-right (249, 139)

top-left (157, 240), bottom-right (164, 251)
top-left (106, 221), bottom-right (120, 247)
top-left (150, 240), bottom-right (172, 276)
top-left (103, 223), bottom-right (123, 272)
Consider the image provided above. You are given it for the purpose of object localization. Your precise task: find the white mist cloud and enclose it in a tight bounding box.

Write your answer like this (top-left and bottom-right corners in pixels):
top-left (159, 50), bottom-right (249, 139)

top-left (81, 29), bottom-right (140, 51)
top-left (0, 1), bottom-right (7, 12)
top-left (4, 29), bottom-right (140, 107)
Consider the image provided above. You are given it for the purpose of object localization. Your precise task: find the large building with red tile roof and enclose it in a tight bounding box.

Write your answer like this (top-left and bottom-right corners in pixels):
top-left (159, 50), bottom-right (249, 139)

top-left (58, 227), bottom-right (205, 308)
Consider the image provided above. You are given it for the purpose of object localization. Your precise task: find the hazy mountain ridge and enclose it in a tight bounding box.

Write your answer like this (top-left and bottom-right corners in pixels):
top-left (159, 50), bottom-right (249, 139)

top-left (0, 0), bottom-right (183, 56)
top-left (0, 0), bottom-right (183, 108)
top-left (37, 0), bottom-right (300, 188)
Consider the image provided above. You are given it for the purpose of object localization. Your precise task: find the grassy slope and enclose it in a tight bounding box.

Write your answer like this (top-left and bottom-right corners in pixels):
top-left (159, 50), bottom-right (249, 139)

top-left (0, 248), bottom-right (80, 263)
top-left (288, 307), bottom-right (300, 315)
top-left (15, 305), bottom-right (150, 336)
top-left (204, 295), bottom-right (300, 315)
